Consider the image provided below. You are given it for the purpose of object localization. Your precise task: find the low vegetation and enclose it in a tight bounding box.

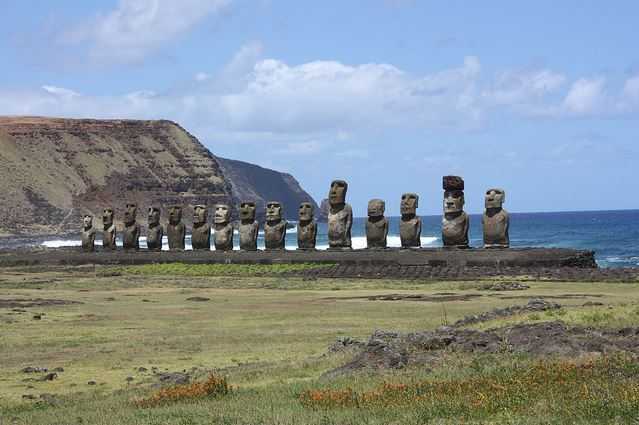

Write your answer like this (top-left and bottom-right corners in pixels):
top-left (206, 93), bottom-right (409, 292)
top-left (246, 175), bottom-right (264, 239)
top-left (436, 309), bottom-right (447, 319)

top-left (2, 265), bottom-right (639, 423)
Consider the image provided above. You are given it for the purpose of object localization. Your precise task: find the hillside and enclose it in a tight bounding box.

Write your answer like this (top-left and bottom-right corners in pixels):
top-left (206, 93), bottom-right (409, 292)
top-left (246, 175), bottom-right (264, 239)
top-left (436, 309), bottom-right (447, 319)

top-left (217, 157), bottom-right (319, 221)
top-left (0, 117), bottom-right (316, 235)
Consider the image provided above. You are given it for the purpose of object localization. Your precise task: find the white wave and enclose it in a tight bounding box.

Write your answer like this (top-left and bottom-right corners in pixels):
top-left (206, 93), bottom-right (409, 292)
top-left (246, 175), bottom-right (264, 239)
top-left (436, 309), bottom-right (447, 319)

top-left (43, 234), bottom-right (438, 251)
top-left (41, 239), bottom-right (83, 248)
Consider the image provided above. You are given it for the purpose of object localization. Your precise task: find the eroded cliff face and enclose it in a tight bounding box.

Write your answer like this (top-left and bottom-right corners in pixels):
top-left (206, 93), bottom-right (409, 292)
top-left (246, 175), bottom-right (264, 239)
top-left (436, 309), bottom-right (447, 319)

top-left (217, 157), bottom-right (319, 222)
top-left (0, 117), bottom-right (316, 236)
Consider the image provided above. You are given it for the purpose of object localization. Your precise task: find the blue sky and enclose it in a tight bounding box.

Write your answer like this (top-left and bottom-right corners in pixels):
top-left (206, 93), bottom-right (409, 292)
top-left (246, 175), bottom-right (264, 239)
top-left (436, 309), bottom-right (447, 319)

top-left (1, 0), bottom-right (638, 215)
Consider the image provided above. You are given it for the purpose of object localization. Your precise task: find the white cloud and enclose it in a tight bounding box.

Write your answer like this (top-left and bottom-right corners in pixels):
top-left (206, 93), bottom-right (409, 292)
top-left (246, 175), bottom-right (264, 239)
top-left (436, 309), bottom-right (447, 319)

top-left (485, 69), bottom-right (566, 105)
top-left (1, 47), bottom-right (637, 153)
top-left (62, 0), bottom-right (230, 64)
top-left (562, 77), bottom-right (606, 115)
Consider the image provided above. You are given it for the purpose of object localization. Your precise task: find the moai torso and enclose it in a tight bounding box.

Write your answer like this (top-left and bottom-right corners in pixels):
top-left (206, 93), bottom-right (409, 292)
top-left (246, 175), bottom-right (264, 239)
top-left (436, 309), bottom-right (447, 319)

top-left (442, 176), bottom-right (469, 248)
top-left (442, 212), bottom-right (469, 248)
top-left (122, 203), bottom-right (140, 251)
top-left (264, 201), bottom-right (287, 250)
top-left (146, 207), bottom-right (163, 251)
top-left (297, 202), bottom-right (317, 250)
top-left (191, 205), bottom-right (211, 251)
top-left (483, 188), bottom-right (509, 248)
top-left (213, 204), bottom-right (234, 251)
top-left (167, 206), bottom-right (186, 251)
top-left (366, 199), bottom-right (388, 249)
top-left (399, 193), bottom-right (421, 248)
top-left (102, 208), bottom-right (117, 250)
top-left (327, 180), bottom-right (352, 249)
top-left (239, 202), bottom-right (259, 251)
top-left (81, 215), bottom-right (97, 252)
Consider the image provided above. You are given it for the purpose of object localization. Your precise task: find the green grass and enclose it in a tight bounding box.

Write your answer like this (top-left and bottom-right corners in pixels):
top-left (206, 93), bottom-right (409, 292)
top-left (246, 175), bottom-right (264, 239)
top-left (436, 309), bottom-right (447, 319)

top-left (2, 265), bottom-right (639, 423)
top-left (116, 263), bottom-right (333, 277)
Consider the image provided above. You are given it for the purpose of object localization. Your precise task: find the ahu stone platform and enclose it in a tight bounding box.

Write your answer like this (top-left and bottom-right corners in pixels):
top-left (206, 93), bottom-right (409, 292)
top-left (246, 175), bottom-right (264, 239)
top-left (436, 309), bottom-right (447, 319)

top-left (0, 247), bottom-right (597, 269)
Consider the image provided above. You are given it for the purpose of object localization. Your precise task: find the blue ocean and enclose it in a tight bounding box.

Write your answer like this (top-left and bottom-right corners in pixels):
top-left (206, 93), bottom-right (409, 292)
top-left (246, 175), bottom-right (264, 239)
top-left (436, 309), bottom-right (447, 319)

top-left (23, 210), bottom-right (639, 268)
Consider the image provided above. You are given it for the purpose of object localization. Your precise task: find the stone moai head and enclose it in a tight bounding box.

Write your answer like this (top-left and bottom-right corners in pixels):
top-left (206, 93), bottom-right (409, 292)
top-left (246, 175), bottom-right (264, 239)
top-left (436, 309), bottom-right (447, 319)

top-left (328, 180), bottom-right (348, 206)
top-left (124, 203), bottom-right (137, 225)
top-left (400, 193), bottom-right (419, 217)
top-left (214, 204), bottom-right (230, 224)
top-left (102, 208), bottom-right (114, 227)
top-left (168, 206), bottom-right (183, 225)
top-left (485, 188), bottom-right (506, 210)
top-left (443, 176), bottom-right (465, 214)
top-left (193, 205), bottom-right (208, 225)
top-left (368, 199), bottom-right (385, 218)
top-left (83, 215), bottom-right (93, 230)
top-left (239, 201), bottom-right (256, 222)
top-left (266, 201), bottom-right (283, 223)
top-left (298, 202), bottom-right (314, 222)
top-left (148, 207), bottom-right (161, 226)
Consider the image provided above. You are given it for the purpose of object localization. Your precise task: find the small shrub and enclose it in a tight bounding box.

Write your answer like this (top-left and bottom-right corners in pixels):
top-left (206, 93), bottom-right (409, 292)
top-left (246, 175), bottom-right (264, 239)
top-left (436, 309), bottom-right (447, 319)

top-left (134, 374), bottom-right (231, 408)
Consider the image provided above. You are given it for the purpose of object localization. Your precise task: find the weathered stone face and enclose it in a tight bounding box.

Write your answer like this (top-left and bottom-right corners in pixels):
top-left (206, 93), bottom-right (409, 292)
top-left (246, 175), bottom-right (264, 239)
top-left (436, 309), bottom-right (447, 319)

top-left (328, 180), bottom-right (348, 206)
top-left (444, 190), bottom-right (465, 214)
top-left (167, 206), bottom-right (185, 251)
top-left (264, 201), bottom-right (286, 250)
top-left (146, 207), bottom-right (163, 251)
top-left (239, 202), bottom-right (256, 222)
top-left (168, 206), bottom-right (182, 226)
top-left (485, 188), bottom-right (505, 209)
top-left (191, 205), bottom-right (211, 251)
top-left (367, 199), bottom-right (385, 218)
top-left (298, 202), bottom-right (314, 222)
top-left (101, 208), bottom-right (116, 250)
top-left (297, 202), bottom-right (317, 250)
top-left (400, 193), bottom-right (419, 217)
top-left (147, 207), bottom-right (161, 226)
top-left (400, 194), bottom-right (421, 248)
top-left (366, 199), bottom-right (388, 249)
top-left (124, 203), bottom-right (137, 226)
top-left (214, 204), bottom-right (230, 224)
top-left (81, 215), bottom-right (96, 252)
top-left (483, 188), bottom-right (509, 248)
top-left (442, 176), bottom-right (469, 248)
top-left (266, 201), bottom-right (283, 223)
top-left (83, 215), bottom-right (93, 231)
top-left (122, 204), bottom-right (140, 251)
top-left (102, 208), bottom-right (114, 228)
top-left (193, 205), bottom-right (208, 225)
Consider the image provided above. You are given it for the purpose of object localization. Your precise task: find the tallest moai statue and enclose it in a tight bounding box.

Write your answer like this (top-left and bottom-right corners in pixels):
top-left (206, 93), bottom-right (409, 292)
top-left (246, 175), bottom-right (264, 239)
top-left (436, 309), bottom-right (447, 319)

top-left (327, 180), bottom-right (353, 250)
top-left (442, 176), bottom-right (469, 248)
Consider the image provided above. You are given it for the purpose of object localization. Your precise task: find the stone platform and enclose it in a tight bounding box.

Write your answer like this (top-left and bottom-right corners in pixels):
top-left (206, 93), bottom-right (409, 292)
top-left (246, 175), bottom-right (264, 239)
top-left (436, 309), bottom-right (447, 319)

top-left (0, 247), bottom-right (597, 269)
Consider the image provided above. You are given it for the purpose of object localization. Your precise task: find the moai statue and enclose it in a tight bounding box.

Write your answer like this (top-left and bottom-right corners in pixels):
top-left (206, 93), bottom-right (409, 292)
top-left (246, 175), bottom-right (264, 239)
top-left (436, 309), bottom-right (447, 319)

top-left (442, 176), bottom-right (469, 248)
top-left (264, 201), bottom-right (287, 250)
top-left (400, 193), bottom-right (421, 248)
top-left (191, 205), bottom-right (211, 251)
top-left (81, 215), bottom-right (97, 252)
top-left (213, 204), bottom-right (234, 251)
top-left (297, 202), bottom-right (317, 250)
top-left (483, 188), bottom-right (510, 248)
top-left (102, 208), bottom-right (117, 250)
top-left (238, 201), bottom-right (259, 251)
top-left (122, 203), bottom-right (141, 251)
top-left (146, 207), bottom-right (164, 251)
top-left (327, 180), bottom-right (353, 250)
top-left (366, 199), bottom-right (389, 249)
top-left (167, 205), bottom-right (186, 251)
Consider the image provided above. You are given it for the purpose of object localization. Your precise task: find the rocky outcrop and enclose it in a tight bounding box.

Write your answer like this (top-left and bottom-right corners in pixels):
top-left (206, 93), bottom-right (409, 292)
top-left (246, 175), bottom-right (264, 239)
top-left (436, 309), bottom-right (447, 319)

top-left (217, 157), bottom-right (318, 222)
top-left (0, 117), bottom-right (317, 235)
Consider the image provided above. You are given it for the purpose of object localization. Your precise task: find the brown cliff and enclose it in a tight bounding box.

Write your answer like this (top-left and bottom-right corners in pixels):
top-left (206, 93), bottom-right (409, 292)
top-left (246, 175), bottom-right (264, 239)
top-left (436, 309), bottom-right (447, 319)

top-left (0, 117), bottom-right (316, 236)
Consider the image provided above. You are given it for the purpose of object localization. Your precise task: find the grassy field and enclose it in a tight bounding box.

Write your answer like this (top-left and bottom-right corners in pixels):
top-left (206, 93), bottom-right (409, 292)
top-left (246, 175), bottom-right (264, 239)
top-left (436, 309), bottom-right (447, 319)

top-left (2, 264), bottom-right (639, 424)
